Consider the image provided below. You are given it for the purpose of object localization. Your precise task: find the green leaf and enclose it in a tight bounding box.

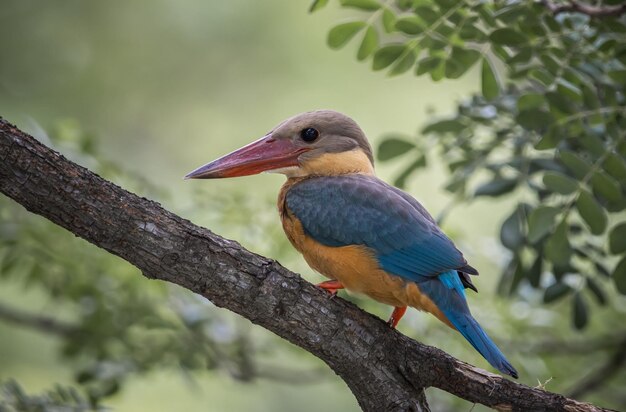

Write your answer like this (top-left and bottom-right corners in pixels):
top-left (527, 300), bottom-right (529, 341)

top-left (546, 91), bottom-right (574, 114)
top-left (372, 44), bottom-right (406, 70)
top-left (508, 48), bottom-right (532, 64)
top-left (389, 49), bottom-right (417, 76)
top-left (591, 171), bottom-right (623, 203)
top-left (507, 258), bottom-right (526, 295)
top-left (543, 282), bottom-right (572, 303)
top-left (415, 56), bottom-right (443, 76)
top-left (474, 177), bottom-right (517, 197)
top-left (608, 69), bottom-right (626, 83)
top-left (517, 109), bottom-right (554, 132)
top-left (414, 6), bottom-right (439, 24)
top-left (543, 171), bottom-right (578, 195)
top-left (429, 57), bottom-right (446, 81)
top-left (422, 119), bottom-right (466, 134)
top-left (529, 68), bottom-right (555, 87)
top-left (476, 4), bottom-right (496, 27)
top-left (609, 223), bottom-right (626, 254)
top-left (595, 261), bottom-right (611, 278)
top-left (433, 0), bottom-right (458, 7)
top-left (395, 16), bottom-right (425, 35)
top-left (586, 277), bottom-right (607, 306)
top-left (395, 0), bottom-right (413, 10)
top-left (538, 135), bottom-right (566, 155)
top-left (559, 151), bottom-right (591, 179)
top-left (603, 153), bottom-right (626, 182)
top-left (444, 175), bottom-right (466, 194)
top-left (445, 47), bottom-right (480, 79)
top-left (459, 23), bottom-right (486, 41)
top-left (582, 83), bottom-right (601, 111)
top-left (382, 8), bottom-right (396, 33)
top-left (377, 137), bottom-right (415, 161)
top-left (530, 157), bottom-right (562, 173)
top-left (340, 0), bottom-right (381, 11)
top-left (489, 28), bottom-right (528, 46)
top-left (580, 133), bottom-right (605, 157)
top-left (309, 0), bottom-right (329, 12)
top-left (572, 292), bottom-right (588, 330)
top-left (328, 22), bottom-right (366, 49)
top-left (494, 4), bottom-right (526, 23)
top-left (614, 256), bottom-right (626, 295)
top-left (527, 206), bottom-right (560, 244)
top-left (528, 254), bottom-right (543, 288)
top-left (357, 26), bottom-right (378, 61)
top-left (545, 221), bottom-right (572, 267)
top-left (557, 79), bottom-right (583, 103)
top-left (394, 155), bottom-right (426, 188)
top-left (540, 54), bottom-right (560, 73)
top-left (481, 58), bottom-right (499, 100)
top-left (517, 93), bottom-right (545, 111)
top-left (543, 14), bottom-right (560, 31)
top-left (500, 206), bottom-right (526, 250)
top-left (576, 190), bottom-right (607, 235)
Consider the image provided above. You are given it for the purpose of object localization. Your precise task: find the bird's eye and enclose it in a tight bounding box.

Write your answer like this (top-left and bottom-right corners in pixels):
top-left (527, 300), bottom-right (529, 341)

top-left (300, 127), bottom-right (319, 143)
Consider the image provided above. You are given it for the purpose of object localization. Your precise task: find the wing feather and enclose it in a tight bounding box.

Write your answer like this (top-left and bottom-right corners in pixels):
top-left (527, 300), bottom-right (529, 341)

top-left (286, 175), bottom-right (471, 283)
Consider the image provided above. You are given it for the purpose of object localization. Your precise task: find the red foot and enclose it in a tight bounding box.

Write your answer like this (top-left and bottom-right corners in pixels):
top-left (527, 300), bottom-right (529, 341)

top-left (316, 280), bottom-right (344, 297)
top-left (387, 306), bottom-right (407, 329)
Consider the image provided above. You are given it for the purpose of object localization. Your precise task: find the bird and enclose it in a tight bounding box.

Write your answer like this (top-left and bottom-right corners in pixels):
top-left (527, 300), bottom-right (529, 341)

top-left (185, 110), bottom-right (518, 378)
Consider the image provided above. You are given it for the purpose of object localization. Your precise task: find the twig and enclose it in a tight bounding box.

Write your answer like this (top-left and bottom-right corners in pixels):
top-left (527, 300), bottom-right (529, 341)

top-left (541, 0), bottom-right (626, 18)
top-left (0, 300), bottom-right (77, 336)
top-left (566, 336), bottom-right (626, 398)
top-left (519, 331), bottom-right (626, 355)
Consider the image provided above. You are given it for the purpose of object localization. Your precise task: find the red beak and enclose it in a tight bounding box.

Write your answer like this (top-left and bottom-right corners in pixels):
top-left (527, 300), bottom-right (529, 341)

top-left (184, 135), bottom-right (309, 179)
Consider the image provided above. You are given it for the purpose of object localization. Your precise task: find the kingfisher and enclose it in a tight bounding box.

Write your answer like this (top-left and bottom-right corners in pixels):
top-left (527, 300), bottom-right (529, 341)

top-left (185, 110), bottom-right (518, 378)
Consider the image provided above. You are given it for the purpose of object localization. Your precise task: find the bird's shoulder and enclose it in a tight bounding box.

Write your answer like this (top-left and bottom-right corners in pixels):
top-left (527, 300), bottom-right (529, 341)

top-left (286, 174), bottom-right (433, 218)
top-left (284, 174), bottom-right (436, 248)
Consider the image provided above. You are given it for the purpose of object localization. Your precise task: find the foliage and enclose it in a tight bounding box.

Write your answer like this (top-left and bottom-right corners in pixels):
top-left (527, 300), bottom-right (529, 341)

top-left (0, 122), bottom-right (312, 406)
top-left (0, 380), bottom-right (101, 412)
top-left (1, 1), bottom-right (625, 410)
top-left (313, 0), bottom-right (626, 330)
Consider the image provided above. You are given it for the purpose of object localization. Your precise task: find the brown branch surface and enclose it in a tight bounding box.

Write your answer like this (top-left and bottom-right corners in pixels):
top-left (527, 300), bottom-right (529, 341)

top-left (541, 0), bottom-right (626, 17)
top-left (0, 117), bottom-right (616, 412)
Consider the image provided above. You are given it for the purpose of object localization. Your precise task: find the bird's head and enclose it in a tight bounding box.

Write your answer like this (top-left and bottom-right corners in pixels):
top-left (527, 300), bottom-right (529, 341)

top-left (184, 110), bottom-right (374, 180)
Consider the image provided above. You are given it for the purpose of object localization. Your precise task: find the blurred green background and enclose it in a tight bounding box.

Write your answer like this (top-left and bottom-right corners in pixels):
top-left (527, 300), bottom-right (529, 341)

top-left (1, 1), bottom-right (624, 411)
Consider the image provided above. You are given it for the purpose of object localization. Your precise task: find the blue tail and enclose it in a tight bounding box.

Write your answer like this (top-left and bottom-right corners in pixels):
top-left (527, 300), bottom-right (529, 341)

top-left (444, 309), bottom-right (518, 378)
top-left (420, 271), bottom-right (518, 378)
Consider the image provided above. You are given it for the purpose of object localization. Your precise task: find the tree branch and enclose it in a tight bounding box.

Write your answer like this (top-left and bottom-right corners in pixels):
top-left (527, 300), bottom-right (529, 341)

top-left (0, 117), bottom-right (616, 412)
top-left (0, 300), bottom-right (78, 337)
top-left (566, 336), bottom-right (626, 399)
top-left (508, 330), bottom-right (626, 355)
top-left (541, 0), bottom-right (626, 18)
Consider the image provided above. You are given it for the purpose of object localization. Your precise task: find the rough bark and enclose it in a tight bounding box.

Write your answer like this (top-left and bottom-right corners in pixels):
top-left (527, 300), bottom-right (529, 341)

top-left (0, 118), bottom-right (616, 412)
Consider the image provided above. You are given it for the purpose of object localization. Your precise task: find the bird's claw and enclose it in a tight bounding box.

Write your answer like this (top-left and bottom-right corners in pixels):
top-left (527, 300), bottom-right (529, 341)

top-left (387, 306), bottom-right (407, 329)
top-left (316, 280), bottom-right (344, 298)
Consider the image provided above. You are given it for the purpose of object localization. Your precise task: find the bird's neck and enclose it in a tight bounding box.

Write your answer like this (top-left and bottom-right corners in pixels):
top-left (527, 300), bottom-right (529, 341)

top-left (277, 150), bottom-right (374, 218)
top-left (288, 149), bottom-right (375, 178)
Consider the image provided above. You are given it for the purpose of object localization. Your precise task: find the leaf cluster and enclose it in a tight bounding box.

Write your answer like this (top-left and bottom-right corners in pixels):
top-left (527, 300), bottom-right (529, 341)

top-left (0, 380), bottom-right (100, 412)
top-left (314, 0), bottom-right (626, 329)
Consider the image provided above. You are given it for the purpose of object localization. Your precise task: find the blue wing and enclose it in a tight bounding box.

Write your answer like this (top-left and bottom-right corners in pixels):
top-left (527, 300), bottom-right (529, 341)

top-left (285, 174), bottom-right (473, 283)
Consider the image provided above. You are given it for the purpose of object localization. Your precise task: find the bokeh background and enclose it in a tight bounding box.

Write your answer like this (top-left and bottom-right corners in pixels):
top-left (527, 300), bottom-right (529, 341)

top-left (1, 1), bottom-right (624, 411)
